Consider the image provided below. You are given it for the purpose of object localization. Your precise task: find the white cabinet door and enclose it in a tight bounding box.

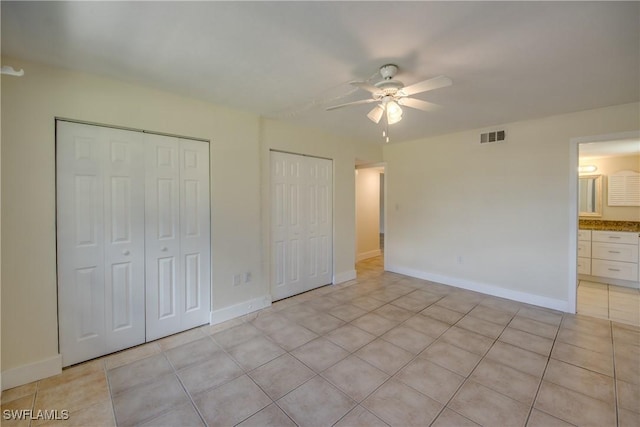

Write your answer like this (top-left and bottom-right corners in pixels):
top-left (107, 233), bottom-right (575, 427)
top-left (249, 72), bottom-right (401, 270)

top-left (57, 122), bottom-right (146, 366)
top-left (271, 152), bottom-right (332, 300)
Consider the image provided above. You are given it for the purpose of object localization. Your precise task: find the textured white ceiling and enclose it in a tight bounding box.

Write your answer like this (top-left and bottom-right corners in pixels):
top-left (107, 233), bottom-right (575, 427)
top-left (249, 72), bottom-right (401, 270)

top-left (2, 1), bottom-right (638, 143)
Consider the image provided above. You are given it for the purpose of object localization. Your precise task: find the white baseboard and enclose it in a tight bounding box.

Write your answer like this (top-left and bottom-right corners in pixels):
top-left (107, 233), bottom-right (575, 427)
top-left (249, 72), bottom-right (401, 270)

top-left (387, 264), bottom-right (569, 312)
top-left (210, 295), bottom-right (272, 325)
top-left (2, 354), bottom-right (62, 391)
top-left (333, 269), bottom-right (357, 284)
top-left (357, 249), bottom-right (381, 262)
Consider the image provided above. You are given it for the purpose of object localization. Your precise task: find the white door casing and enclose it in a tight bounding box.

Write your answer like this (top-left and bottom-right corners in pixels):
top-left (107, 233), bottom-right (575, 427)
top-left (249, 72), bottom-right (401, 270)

top-left (57, 121), bottom-right (211, 366)
top-left (271, 151), bottom-right (333, 300)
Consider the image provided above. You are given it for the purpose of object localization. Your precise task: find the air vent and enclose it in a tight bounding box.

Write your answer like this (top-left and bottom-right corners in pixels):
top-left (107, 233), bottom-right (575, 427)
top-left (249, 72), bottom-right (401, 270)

top-left (480, 130), bottom-right (506, 144)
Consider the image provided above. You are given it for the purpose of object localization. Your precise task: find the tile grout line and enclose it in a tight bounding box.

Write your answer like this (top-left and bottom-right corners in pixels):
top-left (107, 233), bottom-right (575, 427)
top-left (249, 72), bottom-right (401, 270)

top-left (521, 311), bottom-right (563, 427)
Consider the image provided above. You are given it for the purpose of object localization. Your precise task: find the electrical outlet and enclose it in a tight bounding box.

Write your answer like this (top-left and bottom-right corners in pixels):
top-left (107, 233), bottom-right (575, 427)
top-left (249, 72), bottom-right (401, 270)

top-left (233, 274), bottom-right (241, 286)
top-left (244, 271), bottom-right (252, 283)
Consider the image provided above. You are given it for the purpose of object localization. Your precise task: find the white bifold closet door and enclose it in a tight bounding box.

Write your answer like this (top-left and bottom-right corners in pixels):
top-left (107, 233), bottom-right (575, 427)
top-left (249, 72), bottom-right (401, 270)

top-left (271, 151), bottom-right (332, 301)
top-left (56, 121), bottom-right (210, 367)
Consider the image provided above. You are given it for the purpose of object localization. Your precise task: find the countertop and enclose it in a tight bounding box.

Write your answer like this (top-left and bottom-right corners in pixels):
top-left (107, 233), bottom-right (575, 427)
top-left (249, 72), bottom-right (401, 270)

top-left (579, 219), bottom-right (640, 233)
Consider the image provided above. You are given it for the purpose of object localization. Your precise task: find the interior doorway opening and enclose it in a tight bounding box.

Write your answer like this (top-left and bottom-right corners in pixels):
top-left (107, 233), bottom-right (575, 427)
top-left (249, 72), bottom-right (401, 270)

top-left (575, 135), bottom-right (640, 326)
top-left (355, 164), bottom-right (386, 274)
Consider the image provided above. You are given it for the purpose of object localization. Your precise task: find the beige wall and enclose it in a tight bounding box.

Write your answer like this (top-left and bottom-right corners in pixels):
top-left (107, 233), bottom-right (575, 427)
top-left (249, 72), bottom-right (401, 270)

top-left (579, 154), bottom-right (640, 221)
top-left (356, 168), bottom-right (381, 260)
top-left (0, 58), bottom-right (381, 382)
top-left (384, 103), bottom-right (639, 307)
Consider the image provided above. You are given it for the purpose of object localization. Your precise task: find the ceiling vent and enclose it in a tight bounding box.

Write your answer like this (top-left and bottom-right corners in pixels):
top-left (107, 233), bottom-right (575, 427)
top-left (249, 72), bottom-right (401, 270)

top-left (480, 130), bottom-right (506, 144)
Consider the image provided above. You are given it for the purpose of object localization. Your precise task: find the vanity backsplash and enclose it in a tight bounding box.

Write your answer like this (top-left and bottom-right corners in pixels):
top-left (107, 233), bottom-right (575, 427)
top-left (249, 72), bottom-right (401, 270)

top-left (579, 219), bottom-right (640, 232)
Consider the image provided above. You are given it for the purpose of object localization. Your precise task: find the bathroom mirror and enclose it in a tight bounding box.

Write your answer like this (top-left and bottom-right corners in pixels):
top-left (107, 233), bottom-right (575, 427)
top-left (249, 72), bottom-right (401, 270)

top-left (578, 174), bottom-right (602, 217)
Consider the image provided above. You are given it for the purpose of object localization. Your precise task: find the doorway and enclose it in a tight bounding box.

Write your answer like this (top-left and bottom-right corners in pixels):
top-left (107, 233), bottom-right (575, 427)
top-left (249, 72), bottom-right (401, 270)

top-left (355, 164), bottom-right (386, 272)
top-left (572, 131), bottom-right (640, 326)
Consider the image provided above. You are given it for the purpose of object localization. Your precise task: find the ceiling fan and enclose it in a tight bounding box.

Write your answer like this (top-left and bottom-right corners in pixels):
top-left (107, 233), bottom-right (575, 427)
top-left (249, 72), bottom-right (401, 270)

top-left (326, 64), bottom-right (452, 142)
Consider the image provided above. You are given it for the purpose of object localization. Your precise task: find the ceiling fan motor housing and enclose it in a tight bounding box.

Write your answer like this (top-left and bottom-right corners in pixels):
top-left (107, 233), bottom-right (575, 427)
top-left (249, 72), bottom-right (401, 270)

top-left (379, 64), bottom-right (399, 79)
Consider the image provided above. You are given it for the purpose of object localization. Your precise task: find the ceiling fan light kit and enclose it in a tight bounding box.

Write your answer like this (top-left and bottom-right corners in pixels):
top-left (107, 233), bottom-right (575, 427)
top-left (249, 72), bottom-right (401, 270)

top-left (327, 64), bottom-right (452, 143)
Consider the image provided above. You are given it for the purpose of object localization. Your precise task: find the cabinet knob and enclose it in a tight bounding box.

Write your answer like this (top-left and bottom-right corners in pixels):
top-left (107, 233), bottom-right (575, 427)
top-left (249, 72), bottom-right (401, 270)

top-left (161, 247), bottom-right (168, 252)
top-left (123, 250), bottom-right (130, 256)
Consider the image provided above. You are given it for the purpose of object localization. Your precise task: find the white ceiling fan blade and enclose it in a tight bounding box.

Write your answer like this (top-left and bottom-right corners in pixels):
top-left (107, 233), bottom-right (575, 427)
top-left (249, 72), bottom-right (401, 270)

top-left (397, 97), bottom-right (441, 112)
top-left (400, 75), bottom-right (452, 96)
top-left (326, 98), bottom-right (376, 111)
top-left (350, 81), bottom-right (382, 94)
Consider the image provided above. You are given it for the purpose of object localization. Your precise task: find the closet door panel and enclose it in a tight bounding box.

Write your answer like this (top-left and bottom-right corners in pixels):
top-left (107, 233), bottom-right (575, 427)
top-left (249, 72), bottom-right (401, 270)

top-left (271, 152), bottom-right (305, 300)
top-left (58, 123), bottom-right (106, 366)
top-left (270, 152), bottom-right (332, 300)
top-left (179, 139), bottom-right (211, 328)
top-left (305, 157), bottom-right (333, 290)
top-left (103, 128), bottom-right (146, 352)
top-left (145, 135), bottom-right (182, 340)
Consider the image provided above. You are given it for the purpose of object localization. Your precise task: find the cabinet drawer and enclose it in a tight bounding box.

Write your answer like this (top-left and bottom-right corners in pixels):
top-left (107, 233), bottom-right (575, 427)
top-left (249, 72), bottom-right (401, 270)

top-left (592, 259), bottom-right (639, 282)
top-left (578, 229), bottom-right (592, 242)
top-left (592, 231), bottom-right (639, 245)
top-left (577, 241), bottom-right (591, 257)
top-left (577, 257), bottom-right (591, 275)
top-left (592, 242), bottom-right (638, 263)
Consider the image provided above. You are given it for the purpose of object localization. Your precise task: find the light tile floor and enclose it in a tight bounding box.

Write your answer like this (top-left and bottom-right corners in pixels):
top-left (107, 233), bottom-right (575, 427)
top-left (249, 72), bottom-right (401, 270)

top-left (577, 280), bottom-right (640, 326)
top-left (2, 256), bottom-right (639, 426)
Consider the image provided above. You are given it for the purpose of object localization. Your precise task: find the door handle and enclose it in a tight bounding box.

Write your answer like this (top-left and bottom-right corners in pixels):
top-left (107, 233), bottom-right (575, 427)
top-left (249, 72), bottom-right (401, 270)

top-left (123, 250), bottom-right (130, 256)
